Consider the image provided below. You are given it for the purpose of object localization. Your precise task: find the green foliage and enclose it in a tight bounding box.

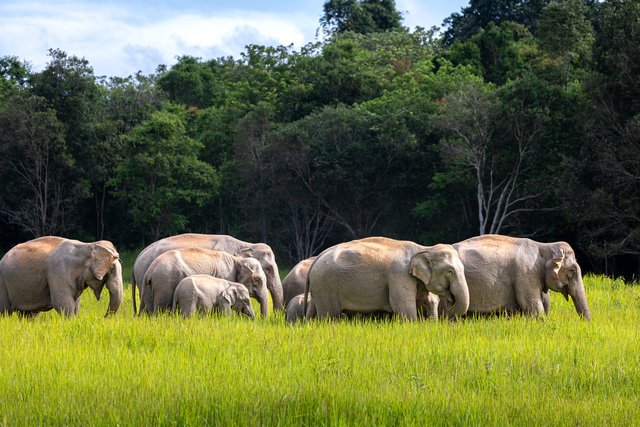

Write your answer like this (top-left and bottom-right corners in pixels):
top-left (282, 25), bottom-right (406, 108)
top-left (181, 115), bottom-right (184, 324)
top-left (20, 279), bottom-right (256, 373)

top-left (0, 92), bottom-right (69, 236)
top-left (0, 56), bottom-right (30, 102)
top-left (0, 0), bottom-right (639, 274)
top-left (446, 21), bottom-right (538, 84)
top-left (272, 103), bottom-right (419, 238)
top-left (0, 275), bottom-right (639, 425)
top-left (443, 0), bottom-right (552, 45)
top-left (537, 0), bottom-right (595, 87)
top-left (320, 0), bottom-right (403, 36)
top-left (593, 0), bottom-right (640, 120)
top-left (109, 104), bottom-right (218, 240)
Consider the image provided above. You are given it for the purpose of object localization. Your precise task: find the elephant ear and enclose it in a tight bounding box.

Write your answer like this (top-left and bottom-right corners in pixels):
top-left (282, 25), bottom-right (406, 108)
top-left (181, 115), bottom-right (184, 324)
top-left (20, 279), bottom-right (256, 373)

top-left (221, 286), bottom-right (237, 305)
top-left (409, 251), bottom-right (433, 286)
top-left (545, 247), bottom-right (565, 281)
top-left (89, 244), bottom-right (118, 281)
top-left (246, 260), bottom-right (262, 280)
top-left (236, 247), bottom-right (254, 258)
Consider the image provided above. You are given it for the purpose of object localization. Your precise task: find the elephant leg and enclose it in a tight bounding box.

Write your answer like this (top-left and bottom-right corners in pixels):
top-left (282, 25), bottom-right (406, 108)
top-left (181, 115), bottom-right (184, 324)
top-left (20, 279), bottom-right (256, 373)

top-left (0, 282), bottom-right (11, 316)
top-left (153, 292), bottom-right (173, 314)
top-left (17, 310), bottom-right (38, 319)
top-left (306, 300), bottom-right (317, 320)
top-left (389, 279), bottom-right (418, 320)
top-left (310, 291), bottom-right (341, 319)
top-left (51, 293), bottom-right (78, 317)
top-left (138, 286), bottom-right (147, 316)
top-left (179, 300), bottom-right (195, 318)
top-left (542, 291), bottom-right (550, 315)
top-left (515, 283), bottom-right (545, 318)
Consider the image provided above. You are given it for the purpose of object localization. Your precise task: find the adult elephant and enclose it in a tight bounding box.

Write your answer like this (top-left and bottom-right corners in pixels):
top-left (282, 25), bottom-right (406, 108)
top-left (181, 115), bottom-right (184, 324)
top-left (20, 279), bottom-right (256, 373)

top-left (0, 236), bottom-right (123, 317)
top-left (142, 248), bottom-right (268, 315)
top-left (132, 234), bottom-right (283, 315)
top-left (306, 237), bottom-right (469, 320)
top-left (452, 234), bottom-right (591, 320)
top-left (282, 256), bottom-right (316, 306)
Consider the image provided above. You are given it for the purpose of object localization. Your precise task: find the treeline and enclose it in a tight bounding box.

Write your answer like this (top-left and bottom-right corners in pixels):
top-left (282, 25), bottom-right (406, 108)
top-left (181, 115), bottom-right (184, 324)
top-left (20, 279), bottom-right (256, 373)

top-left (0, 0), bottom-right (639, 275)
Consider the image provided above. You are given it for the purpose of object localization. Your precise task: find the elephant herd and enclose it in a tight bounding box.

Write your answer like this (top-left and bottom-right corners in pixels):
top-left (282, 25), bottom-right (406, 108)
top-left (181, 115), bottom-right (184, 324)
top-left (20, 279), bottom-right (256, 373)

top-left (0, 233), bottom-right (591, 322)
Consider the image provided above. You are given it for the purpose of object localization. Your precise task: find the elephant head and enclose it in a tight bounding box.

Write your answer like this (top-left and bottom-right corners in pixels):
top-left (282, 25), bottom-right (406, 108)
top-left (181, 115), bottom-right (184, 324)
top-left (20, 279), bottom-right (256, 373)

top-left (236, 257), bottom-right (269, 317)
top-left (409, 244), bottom-right (469, 317)
top-left (220, 285), bottom-right (255, 319)
top-left (236, 244), bottom-right (283, 310)
top-left (85, 242), bottom-right (123, 316)
top-left (544, 243), bottom-right (591, 320)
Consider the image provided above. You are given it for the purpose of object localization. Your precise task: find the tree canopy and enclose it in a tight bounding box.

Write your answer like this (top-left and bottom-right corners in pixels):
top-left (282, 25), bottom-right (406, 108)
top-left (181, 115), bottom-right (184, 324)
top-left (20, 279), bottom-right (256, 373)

top-left (1, 0), bottom-right (638, 276)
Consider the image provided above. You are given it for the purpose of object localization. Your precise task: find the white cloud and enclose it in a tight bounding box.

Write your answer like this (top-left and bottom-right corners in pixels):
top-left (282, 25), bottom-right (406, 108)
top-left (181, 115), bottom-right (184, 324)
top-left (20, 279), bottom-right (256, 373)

top-left (0, 1), bottom-right (318, 77)
top-left (396, 0), bottom-right (462, 31)
top-left (0, 0), bottom-right (465, 77)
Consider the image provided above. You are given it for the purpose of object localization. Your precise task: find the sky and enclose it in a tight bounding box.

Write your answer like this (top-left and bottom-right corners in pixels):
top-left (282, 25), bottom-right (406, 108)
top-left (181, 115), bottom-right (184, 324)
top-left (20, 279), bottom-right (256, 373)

top-left (0, 0), bottom-right (469, 78)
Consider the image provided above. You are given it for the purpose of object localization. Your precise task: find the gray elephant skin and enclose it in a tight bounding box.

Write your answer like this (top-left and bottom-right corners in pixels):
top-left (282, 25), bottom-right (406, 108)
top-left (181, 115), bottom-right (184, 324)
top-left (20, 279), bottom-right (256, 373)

top-left (282, 256), bottom-right (316, 306)
top-left (416, 286), bottom-right (441, 319)
top-left (132, 233), bottom-right (283, 315)
top-left (306, 237), bottom-right (469, 320)
top-left (172, 274), bottom-right (255, 319)
top-left (142, 247), bottom-right (268, 315)
top-left (453, 234), bottom-right (591, 320)
top-left (0, 236), bottom-right (123, 317)
top-left (286, 294), bottom-right (316, 322)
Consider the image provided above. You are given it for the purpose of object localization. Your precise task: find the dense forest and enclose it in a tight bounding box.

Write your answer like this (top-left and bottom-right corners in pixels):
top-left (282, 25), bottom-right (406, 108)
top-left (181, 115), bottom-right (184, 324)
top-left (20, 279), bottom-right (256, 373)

top-left (1, 0), bottom-right (639, 275)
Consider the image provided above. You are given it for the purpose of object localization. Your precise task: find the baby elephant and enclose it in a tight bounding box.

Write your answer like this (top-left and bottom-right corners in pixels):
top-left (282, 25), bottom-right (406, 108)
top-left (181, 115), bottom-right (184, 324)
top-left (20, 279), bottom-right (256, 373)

top-left (172, 275), bottom-right (255, 319)
top-left (285, 294), bottom-right (316, 323)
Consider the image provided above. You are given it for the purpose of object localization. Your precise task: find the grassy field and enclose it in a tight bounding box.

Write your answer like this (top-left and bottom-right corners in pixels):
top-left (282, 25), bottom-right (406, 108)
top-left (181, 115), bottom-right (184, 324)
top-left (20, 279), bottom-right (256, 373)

top-left (0, 274), bottom-right (639, 426)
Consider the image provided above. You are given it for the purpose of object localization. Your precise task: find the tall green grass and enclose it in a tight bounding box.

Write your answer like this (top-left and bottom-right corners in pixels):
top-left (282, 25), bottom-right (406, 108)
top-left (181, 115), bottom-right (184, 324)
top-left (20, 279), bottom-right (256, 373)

top-left (0, 275), bottom-right (639, 426)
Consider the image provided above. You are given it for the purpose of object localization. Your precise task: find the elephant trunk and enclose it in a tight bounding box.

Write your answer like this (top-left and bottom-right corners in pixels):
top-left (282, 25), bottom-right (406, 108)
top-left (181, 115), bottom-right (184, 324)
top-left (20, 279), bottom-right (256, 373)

top-left (257, 287), bottom-right (270, 317)
top-left (569, 276), bottom-right (591, 321)
top-left (448, 274), bottom-right (470, 317)
top-left (105, 261), bottom-right (124, 316)
top-left (245, 304), bottom-right (256, 320)
top-left (267, 269), bottom-right (284, 311)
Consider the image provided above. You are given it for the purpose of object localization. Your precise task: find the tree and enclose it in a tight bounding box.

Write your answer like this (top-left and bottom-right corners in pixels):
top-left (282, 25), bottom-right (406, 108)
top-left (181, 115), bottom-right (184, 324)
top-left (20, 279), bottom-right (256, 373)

top-left (320, 0), bottom-right (403, 36)
top-left (0, 93), bottom-right (69, 237)
top-left (445, 21), bottom-right (537, 85)
top-left (592, 0), bottom-right (640, 123)
top-left (0, 56), bottom-right (30, 101)
top-left (274, 104), bottom-right (416, 240)
top-left (109, 105), bottom-right (218, 241)
top-left (443, 0), bottom-right (551, 45)
top-left (91, 73), bottom-right (164, 239)
top-left (29, 49), bottom-right (105, 237)
top-left (435, 77), bottom-right (552, 235)
top-left (537, 0), bottom-right (594, 88)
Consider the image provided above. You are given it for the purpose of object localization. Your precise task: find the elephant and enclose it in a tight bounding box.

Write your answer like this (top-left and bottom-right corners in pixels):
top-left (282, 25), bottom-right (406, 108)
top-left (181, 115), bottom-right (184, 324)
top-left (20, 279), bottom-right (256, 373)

top-left (282, 256), bottom-right (316, 306)
top-left (142, 247), bottom-right (268, 315)
top-left (132, 234), bottom-right (283, 315)
top-left (285, 254), bottom-right (440, 321)
top-left (451, 234), bottom-right (591, 320)
top-left (305, 237), bottom-right (469, 320)
top-left (0, 236), bottom-right (123, 317)
top-left (172, 274), bottom-right (255, 319)
top-left (285, 294), bottom-right (316, 323)
top-left (416, 286), bottom-right (441, 319)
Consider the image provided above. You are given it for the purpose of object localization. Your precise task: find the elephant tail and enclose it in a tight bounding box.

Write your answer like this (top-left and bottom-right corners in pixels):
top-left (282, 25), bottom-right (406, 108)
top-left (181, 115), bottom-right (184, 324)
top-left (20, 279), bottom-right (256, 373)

top-left (303, 255), bottom-right (322, 320)
top-left (131, 267), bottom-right (138, 316)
